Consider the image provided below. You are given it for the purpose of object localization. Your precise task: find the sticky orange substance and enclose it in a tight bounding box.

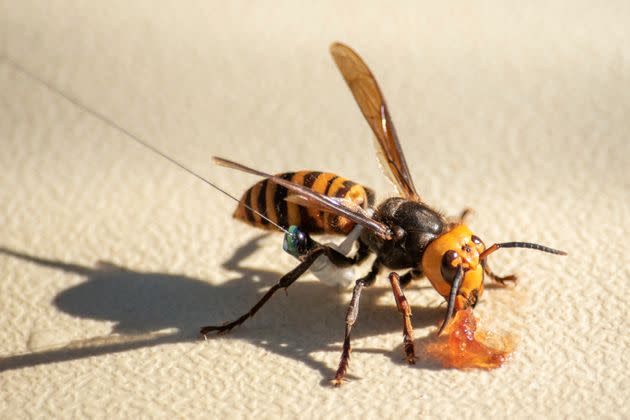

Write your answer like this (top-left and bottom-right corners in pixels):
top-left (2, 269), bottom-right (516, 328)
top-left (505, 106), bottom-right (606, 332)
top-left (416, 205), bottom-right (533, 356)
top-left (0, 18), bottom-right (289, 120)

top-left (425, 308), bottom-right (515, 369)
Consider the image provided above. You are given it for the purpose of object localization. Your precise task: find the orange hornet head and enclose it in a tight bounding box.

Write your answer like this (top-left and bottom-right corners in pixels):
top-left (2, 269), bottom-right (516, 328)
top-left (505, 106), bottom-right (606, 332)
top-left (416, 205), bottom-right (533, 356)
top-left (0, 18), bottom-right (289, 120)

top-left (421, 224), bottom-right (567, 335)
top-left (422, 224), bottom-right (485, 311)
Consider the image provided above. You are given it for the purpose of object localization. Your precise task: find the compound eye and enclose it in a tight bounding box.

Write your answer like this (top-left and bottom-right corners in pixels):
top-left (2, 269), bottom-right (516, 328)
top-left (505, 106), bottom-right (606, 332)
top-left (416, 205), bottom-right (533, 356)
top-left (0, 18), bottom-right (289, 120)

top-left (440, 250), bottom-right (460, 285)
top-left (471, 235), bottom-right (483, 245)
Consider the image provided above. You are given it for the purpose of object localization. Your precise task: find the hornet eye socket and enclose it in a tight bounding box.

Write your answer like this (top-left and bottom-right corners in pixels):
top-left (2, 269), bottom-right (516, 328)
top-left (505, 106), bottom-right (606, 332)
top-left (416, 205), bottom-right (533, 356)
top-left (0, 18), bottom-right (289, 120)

top-left (440, 250), bottom-right (460, 284)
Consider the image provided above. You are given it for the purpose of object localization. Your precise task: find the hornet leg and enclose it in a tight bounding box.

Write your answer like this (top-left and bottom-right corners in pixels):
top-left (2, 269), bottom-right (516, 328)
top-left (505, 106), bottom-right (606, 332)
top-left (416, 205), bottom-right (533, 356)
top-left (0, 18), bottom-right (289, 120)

top-left (389, 272), bottom-right (416, 364)
top-left (398, 268), bottom-right (423, 288)
top-left (200, 246), bottom-right (326, 336)
top-left (448, 208), bottom-right (474, 229)
top-left (332, 259), bottom-right (381, 386)
top-left (322, 240), bottom-right (370, 267)
top-left (295, 235), bottom-right (371, 268)
top-left (481, 260), bottom-right (517, 285)
top-left (458, 208), bottom-right (474, 224)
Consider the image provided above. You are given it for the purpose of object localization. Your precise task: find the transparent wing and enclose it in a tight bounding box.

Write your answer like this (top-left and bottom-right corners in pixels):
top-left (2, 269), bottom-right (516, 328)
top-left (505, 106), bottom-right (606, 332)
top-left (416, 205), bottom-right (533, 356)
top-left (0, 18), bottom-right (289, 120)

top-left (330, 42), bottom-right (419, 199)
top-left (213, 157), bottom-right (393, 240)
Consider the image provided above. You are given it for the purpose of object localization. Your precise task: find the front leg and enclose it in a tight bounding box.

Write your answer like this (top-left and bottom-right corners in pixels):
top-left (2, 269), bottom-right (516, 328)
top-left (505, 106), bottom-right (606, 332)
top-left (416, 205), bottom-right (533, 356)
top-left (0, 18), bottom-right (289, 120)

top-left (482, 260), bottom-right (517, 285)
top-left (389, 272), bottom-right (416, 364)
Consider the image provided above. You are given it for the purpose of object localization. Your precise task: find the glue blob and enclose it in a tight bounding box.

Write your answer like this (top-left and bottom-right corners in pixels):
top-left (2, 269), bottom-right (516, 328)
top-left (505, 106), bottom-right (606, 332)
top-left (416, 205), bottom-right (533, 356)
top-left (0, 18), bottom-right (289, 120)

top-left (425, 308), bottom-right (515, 369)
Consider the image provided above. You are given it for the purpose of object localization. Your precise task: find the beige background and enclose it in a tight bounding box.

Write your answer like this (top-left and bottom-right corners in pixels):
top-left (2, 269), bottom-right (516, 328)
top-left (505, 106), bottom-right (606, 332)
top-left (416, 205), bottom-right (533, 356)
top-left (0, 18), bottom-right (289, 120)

top-left (1, 1), bottom-right (629, 418)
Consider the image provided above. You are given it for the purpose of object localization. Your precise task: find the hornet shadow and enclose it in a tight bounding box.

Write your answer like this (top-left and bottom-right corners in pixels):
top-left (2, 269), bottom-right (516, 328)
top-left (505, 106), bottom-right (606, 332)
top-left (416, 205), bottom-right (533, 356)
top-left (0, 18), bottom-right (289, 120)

top-left (0, 236), bottom-right (445, 382)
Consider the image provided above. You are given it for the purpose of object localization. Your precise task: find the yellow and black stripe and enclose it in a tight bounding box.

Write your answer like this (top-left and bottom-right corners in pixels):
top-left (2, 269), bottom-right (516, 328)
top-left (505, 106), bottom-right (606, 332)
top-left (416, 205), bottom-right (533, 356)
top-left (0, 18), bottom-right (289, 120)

top-left (233, 171), bottom-right (373, 235)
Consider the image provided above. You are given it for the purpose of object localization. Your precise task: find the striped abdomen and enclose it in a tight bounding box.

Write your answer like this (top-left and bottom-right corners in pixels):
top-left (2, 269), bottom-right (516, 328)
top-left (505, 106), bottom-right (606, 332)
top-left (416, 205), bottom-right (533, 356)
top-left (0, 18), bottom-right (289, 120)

top-left (233, 171), bottom-right (373, 235)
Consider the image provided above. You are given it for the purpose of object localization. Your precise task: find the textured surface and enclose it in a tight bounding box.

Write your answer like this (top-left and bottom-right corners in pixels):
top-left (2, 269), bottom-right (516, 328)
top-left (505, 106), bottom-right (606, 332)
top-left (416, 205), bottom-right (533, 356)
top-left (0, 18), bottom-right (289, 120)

top-left (1, 1), bottom-right (629, 418)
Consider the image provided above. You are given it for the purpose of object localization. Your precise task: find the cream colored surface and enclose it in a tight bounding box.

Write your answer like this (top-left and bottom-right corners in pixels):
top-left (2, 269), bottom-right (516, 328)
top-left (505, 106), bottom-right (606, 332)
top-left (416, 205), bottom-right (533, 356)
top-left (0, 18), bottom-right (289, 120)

top-left (1, 1), bottom-right (629, 418)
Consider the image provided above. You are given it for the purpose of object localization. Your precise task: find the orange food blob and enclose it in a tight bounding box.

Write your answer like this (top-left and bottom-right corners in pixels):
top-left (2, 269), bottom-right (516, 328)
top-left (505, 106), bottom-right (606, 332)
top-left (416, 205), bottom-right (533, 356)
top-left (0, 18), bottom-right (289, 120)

top-left (425, 308), bottom-right (515, 369)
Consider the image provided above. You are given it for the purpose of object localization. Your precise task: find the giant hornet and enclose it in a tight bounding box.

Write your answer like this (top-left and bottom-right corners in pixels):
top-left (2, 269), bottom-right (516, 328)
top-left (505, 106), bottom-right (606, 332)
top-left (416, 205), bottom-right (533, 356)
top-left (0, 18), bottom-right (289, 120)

top-left (200, 43), bottom-right (566, 385)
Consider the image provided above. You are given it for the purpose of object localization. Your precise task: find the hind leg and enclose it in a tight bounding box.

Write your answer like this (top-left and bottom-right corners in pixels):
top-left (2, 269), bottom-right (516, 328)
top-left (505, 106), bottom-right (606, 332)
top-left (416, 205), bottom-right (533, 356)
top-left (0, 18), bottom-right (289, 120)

top-left (200, 246), bottom-right (327, 336)
top-left (332, 259), bottom-right (381, 386)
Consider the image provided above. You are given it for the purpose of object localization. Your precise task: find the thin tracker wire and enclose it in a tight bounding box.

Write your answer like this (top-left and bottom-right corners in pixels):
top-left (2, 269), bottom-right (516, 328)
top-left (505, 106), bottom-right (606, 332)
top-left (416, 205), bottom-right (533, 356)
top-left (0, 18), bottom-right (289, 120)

top-left (2, 55), bottom-right (291, 236)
